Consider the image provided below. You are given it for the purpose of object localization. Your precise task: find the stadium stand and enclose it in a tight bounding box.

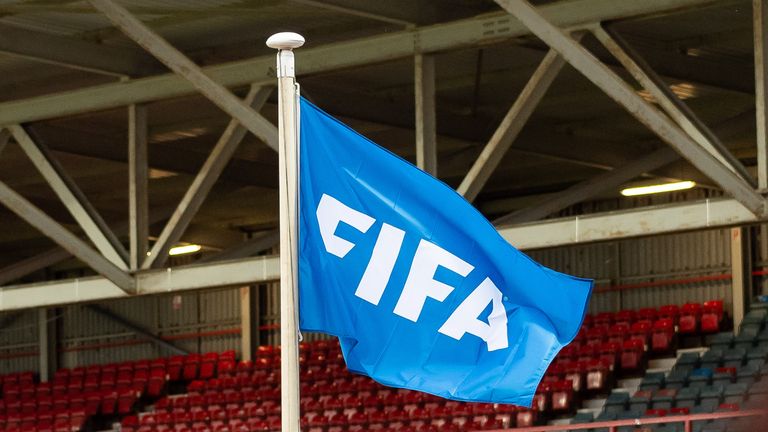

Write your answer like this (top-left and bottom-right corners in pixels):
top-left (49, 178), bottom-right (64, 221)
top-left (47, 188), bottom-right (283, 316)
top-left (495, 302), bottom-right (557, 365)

top-left (0, 300), bottom-right (761, 432)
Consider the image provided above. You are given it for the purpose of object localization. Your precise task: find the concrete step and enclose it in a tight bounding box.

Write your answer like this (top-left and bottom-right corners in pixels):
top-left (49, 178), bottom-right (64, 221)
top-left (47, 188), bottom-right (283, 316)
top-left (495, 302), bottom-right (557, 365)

top-left (618, 377), bottom-right (642, 393)
top-left (648, 357), bottom-right (677, 371)
top-left (581, 398), bottom-right (607, 410)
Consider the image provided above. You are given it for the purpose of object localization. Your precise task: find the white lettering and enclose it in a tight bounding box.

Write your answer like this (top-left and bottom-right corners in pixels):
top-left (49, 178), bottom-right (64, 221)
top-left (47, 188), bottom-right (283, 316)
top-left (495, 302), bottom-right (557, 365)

top-left (316, 194), bottom-right (375, 258)
top-left (393, 240), bottom-right (474, 322)
top-left (439, 277), bottom-right (509, 351)
top-left (355, 223), bottom-right (406, 305)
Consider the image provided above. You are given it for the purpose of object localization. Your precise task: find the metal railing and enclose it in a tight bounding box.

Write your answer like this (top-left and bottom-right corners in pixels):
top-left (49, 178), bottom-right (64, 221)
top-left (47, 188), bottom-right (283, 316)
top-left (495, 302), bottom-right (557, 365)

top-left (489, 409), bottom-right (768, 432)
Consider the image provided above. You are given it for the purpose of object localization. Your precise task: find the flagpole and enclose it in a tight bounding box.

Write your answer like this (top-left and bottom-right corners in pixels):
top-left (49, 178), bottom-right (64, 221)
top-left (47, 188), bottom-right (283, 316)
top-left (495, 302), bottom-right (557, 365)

top-left (267, 32), bottom-right (304, 432)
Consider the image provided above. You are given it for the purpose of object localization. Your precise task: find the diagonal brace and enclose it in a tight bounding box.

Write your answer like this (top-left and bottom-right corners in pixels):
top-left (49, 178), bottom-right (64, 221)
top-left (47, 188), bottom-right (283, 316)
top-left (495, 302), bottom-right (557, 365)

top-left (87, 304), bottom-right (188, 355)
top-left (457, 41), bottom-right (578, 202)
top-left (593, 24), bottom-right (754, 186)
top-left (0, 181), bottom-right (134, 292)
top-left (143, 85), bottom-right (274, 269)
top-left (493, 0), bottom-right (767, 216)
top-left (9, 125), bottom-right (129, 269)
top-left (86, 0), bottom-right (278, 151)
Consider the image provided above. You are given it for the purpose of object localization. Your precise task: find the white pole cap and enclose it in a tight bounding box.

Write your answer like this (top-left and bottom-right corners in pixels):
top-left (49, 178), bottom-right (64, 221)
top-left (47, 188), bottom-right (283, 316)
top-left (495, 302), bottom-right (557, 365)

top-left (266, 32), bottom-right (305, 50)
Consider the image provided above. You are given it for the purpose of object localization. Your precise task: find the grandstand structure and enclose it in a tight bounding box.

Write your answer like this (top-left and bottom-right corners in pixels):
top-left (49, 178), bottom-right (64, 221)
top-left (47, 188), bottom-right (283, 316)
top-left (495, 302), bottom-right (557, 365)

top-left (0, 0), bottom-right (767, 431)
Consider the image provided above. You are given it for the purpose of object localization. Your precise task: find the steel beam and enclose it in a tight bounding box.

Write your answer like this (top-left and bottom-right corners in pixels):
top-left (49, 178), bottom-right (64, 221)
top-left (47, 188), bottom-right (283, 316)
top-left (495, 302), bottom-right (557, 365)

top-left (493, 0), bottom-right (766, 216)
top-left (756, 0), bottom-right (768, 190)
top-left (0, 181), bottom-right (135, 293)
top-left (0, 0), bottom-right (726, 125)
top-left (496, 147), bottom-right (679, 224)
top-left (0, 22), bottom-right (157, 77)
top-left (129, 104), bottom-right (149, 270)
top-left (594, 25), bottom-right (754, 185)
top-left (240, 285), bottom-right (260, 361)
top-left (143, 85), bottom-right (273, 269)
top-left (86, 0), bottom-right (278, 151)
top-left (198, 230), bottom-right (280, 264)
top-left (498, 197), bottom-right (762, 250)
top-left (415, 54), bottom-right (437, 175)
top-left (87, 304), bottom-right (188, 355)
top-left (0, 256), bottom-right (279, 312)
top-left (730, 227), bottom-right (752, 329)
top-left (8, 125), bottom-right (129, 269)
top-left (37, 308), bottom-right (57, 382)
top-left (457, 49), bottom-right (566, 201)
top-left (0, 197), bottom-right (764, 310)
top-left (0, 206), bottom-right (176, 287)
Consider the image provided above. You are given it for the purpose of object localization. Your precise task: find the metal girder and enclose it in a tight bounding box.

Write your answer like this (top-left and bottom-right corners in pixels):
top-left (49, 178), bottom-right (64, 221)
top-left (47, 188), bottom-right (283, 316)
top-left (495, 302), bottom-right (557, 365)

top-left (0, 256), bottom-right (279, 312)
top-left (0, 248), bottom-right (71, 287)
top-left (415, 54), bottom-right (437, 175)
top-left (496, 147), bottom-right (679, 224)
top-left (143, 85), bottom-right (273, 269)
top-left (0, 206), bottom-right (175, 287)
top-left (87, 304), bottom-right (188, 355)
top-left (0, 181), bottom-right (134, 292)
top-left (8, 125), bottom-right (129, 269)
top-left (457, 49), bottom-right (566, 202)
top-left (290, 0), bottom-right (416, 26)
top-left (198, 230), bottom-right (280, 263)
top-left (0, 0), bottom-right (725, 125)
top-left (593, 25), bottom-right (754, 186)
top-left (755, 0), bottom-right (768, 189)
top-left (498, 197), bottom-right (761, 250)
top-left (0, 22), bottom-right (157, 77)
top-left (86, 0), bottom-right (278, 151)
top-left (0, 197), bottom-right (762, 310)
top-left (730, 227), bottom-right (751, 329)
top-left (129, 104), bottom-right (149, 270)
top-left (493, 0), bottom-right (767, 216)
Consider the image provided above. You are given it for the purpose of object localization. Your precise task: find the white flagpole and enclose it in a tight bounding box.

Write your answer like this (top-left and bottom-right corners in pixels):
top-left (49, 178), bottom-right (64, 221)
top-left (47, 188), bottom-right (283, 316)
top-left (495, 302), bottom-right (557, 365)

top-left (267, 32), bottom-right (304, 431)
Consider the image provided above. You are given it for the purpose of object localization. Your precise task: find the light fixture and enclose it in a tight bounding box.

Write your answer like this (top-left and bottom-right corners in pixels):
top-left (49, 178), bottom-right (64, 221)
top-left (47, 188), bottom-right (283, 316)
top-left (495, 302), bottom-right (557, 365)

top-left (621, 181), bottom-right (696, 197)
top-left (168, 244), bottom-right (202, 256)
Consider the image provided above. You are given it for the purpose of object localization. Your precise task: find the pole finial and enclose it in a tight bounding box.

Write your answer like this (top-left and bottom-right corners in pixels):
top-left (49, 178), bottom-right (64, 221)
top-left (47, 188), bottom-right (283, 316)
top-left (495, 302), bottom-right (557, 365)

top-left (266, 32), bottom-right (305, 50)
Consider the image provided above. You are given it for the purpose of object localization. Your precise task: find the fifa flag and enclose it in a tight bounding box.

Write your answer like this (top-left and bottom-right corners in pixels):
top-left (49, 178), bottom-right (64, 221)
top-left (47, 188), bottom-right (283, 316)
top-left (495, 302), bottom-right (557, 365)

top-left (298, 97), bottom-right (593, 406)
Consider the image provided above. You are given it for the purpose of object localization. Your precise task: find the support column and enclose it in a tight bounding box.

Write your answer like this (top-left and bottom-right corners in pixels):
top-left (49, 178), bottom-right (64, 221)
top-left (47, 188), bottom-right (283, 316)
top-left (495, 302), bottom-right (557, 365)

top-left (129, 104), bottom-right (149, 270)
top-left (756, 0), bottom-right (768, 190)
top-left (37, 308), bottom-right (57, 382)
top-left (415, 53), bottom-right (437, 175)
top-left (240, 285), bottom-right (261, 361)
top-left (731, 227), bottom-right (753, 330)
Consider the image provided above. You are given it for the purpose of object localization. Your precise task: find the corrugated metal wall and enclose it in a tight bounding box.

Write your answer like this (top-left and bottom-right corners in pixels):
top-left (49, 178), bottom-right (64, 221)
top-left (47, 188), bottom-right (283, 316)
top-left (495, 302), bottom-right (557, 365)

top-left (529, 228), bottom-right (734, 314)
top-left (0, 224), bottom-right (745, 373)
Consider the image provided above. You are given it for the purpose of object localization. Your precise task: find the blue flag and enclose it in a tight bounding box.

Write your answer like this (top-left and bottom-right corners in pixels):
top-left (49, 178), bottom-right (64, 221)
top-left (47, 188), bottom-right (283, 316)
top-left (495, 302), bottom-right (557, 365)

top-left (298, 97), bottom-right (593, 406)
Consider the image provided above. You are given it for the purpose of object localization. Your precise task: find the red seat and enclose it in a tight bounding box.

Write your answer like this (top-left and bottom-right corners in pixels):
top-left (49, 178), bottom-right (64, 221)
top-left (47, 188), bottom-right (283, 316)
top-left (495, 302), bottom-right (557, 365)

top-left (637, 308), bottom-right (658, 323)
top-left (550, 380), bottom-right (574, 412)
top-left (614, 310), bottom-right (635, 325)
top-left (182, 354), bottom-right (201, 381)
top-left (117, 389), bottom-right (138, 415)
top-left (678, 303), bottom-right (702, 334)
top-left (658, 305), bottom-right (680, 324)
top-left (607, 323), bottom-right (630, 345)
top-left (651, 318), bottom-right (675, 353)
top-left (586, 359), bottom-right (611, 392)
top-left (515, 409), bottom-right (537, 428)
top-left (701, 300), bottom-right (724, 334)
top-left (168, 355), bottom-right (185, 381)
top-left (199, 353), bottom-right (219, 380)
top-left (585, 325), bottom-right (608, 346)
top-left (629, 321), bottom-right (652, 346)
top-left (620, 339), bottom-right (644, 372)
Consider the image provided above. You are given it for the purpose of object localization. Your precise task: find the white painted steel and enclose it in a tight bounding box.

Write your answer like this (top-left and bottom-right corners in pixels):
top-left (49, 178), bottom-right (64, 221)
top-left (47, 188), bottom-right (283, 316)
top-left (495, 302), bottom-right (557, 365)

top-left (756, 0), bottom-right (768, 189)
top-left (0, 0), bottom-right (725, 125)
top-left (9, 125), bottom-right (129, 270)
top-left (0, 256), bottom-right (279, 312)
top-left (493, 0), bottom-right (766, 216)
top-left (86, 0), bottom-right (279, 151)
top-left (415, 54), bottom-right (437, 175)
top-left (499, 198), bottom-right (760, 250)
top-left (458, 48), bottom-right (566, 201)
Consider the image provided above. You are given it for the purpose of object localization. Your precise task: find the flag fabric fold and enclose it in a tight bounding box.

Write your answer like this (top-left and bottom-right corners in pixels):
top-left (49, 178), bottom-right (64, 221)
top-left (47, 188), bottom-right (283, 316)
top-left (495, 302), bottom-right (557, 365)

top-left (298, 97), bottom-right (593, 406)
